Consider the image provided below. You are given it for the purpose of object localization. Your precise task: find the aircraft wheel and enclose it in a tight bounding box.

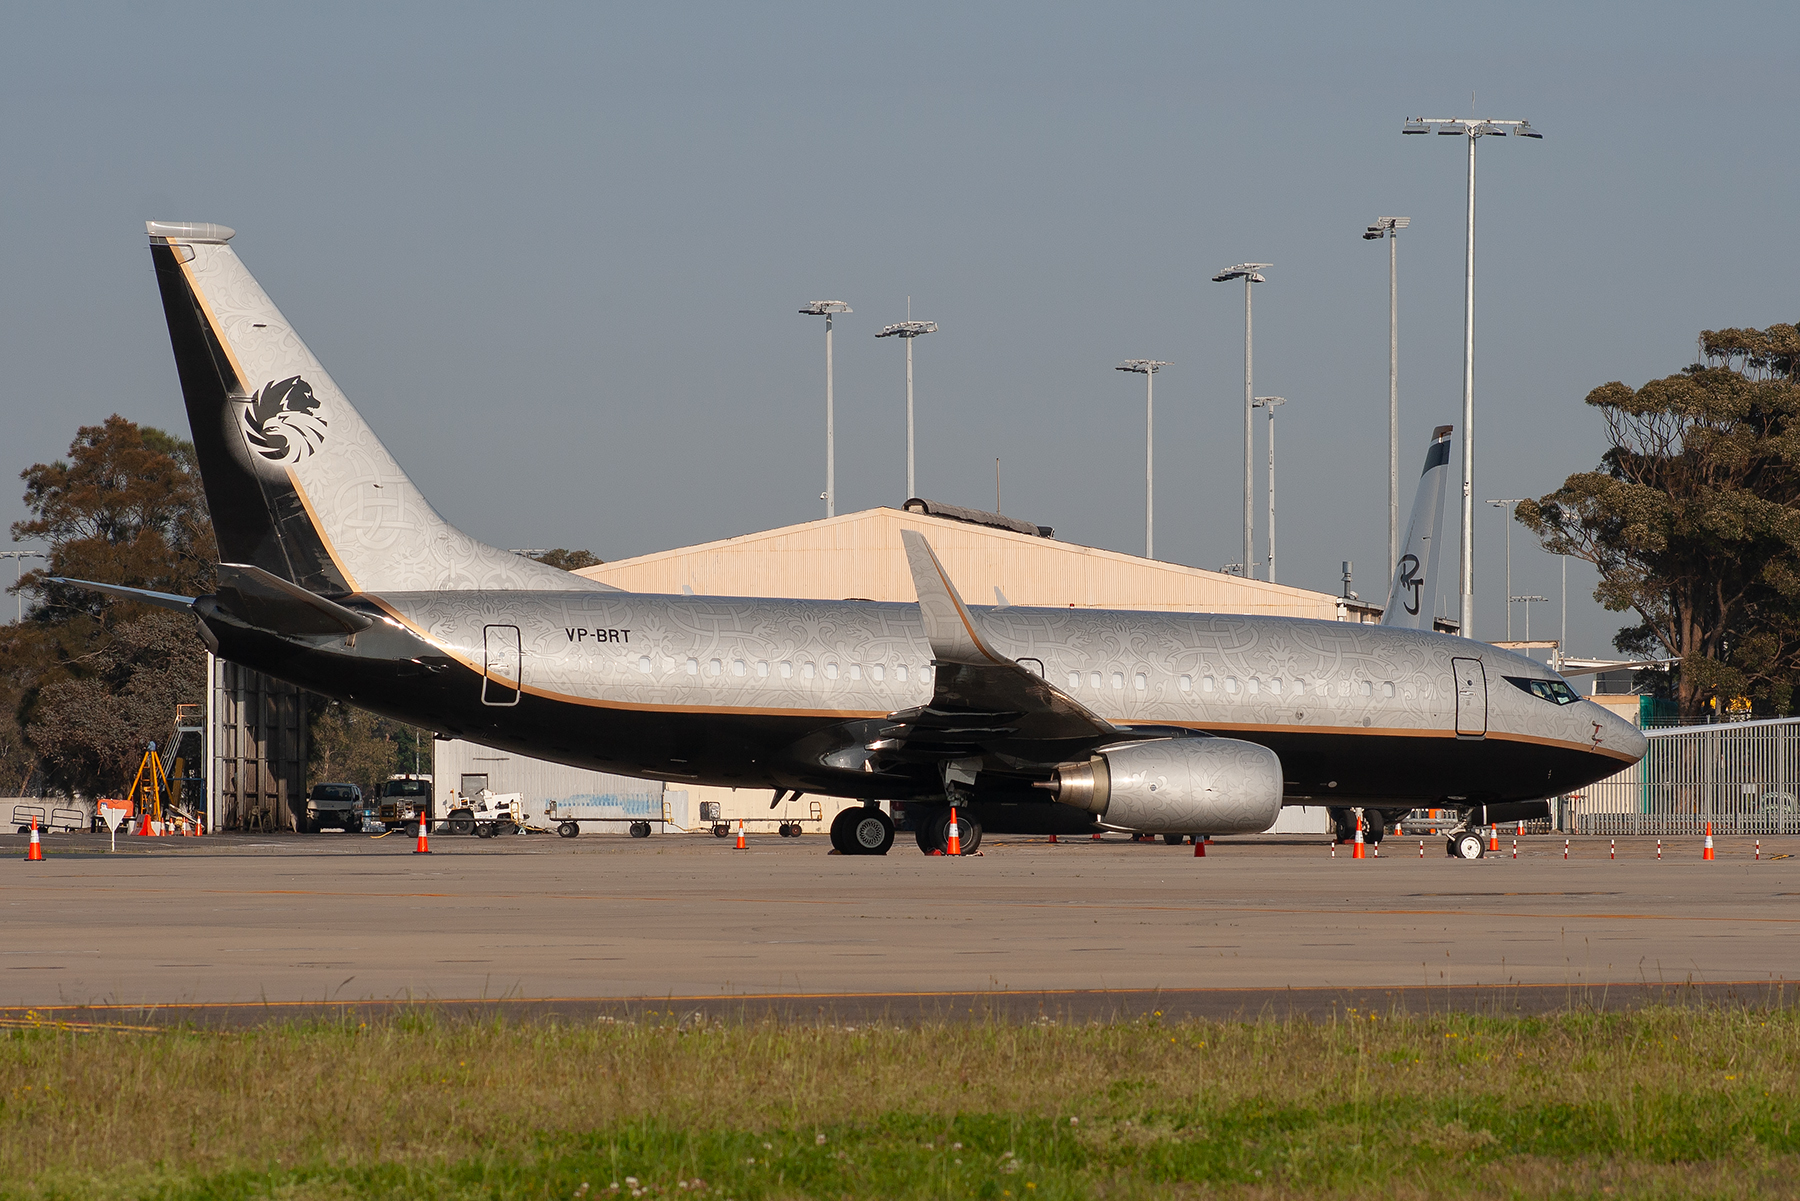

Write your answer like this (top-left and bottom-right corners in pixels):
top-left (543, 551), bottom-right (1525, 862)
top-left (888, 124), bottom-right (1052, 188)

top-left (1453, 832), bottom-right (1485, 859)
top-left (629, 821), bottom-right (652, 838)
top-left (558, 821), bottom-right (580, 838)
top-left (914, 821), bottom-right (941, 854)
top-left (852, 808), bottom-right (894, 855)
top-left (1162, 833), bottom-right (1185, 846)
top-left (1363, 809), bottom-right (1386, 845)
top-left (830, 807), bottom-right (864, 854)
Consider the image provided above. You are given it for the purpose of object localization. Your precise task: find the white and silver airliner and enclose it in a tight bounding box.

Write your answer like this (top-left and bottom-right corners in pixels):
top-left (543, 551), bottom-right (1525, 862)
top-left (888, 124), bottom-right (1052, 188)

top-left (59, 222), bottom-right (1647, 859)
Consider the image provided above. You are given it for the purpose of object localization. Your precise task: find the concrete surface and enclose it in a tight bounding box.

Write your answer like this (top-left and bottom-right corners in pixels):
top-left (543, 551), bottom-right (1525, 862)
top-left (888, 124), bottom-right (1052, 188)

top-left (2, 830), bottom-right (1795, 1011)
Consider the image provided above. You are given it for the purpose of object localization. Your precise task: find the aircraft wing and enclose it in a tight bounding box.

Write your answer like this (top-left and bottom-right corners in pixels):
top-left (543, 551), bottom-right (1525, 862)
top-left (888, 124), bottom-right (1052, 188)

top-left (888, 530), bottom-right (1120, 766)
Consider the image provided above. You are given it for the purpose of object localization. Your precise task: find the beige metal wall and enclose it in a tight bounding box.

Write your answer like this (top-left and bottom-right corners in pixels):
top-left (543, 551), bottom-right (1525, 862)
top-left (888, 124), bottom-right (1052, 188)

top-left (579, 507), bottom-right (1342, 618)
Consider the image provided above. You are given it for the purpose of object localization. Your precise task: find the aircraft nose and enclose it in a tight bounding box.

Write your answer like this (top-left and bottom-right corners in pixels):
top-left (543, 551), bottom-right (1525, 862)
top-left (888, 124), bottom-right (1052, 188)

top-left (1585, 701), bottom-right (1648, 764)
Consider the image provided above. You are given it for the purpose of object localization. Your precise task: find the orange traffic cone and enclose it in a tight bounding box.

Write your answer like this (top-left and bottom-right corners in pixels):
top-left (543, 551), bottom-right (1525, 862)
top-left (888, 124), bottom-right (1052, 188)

top-left (1091, 833), bottom-right (1102, 841)
top-left (1351, 815), bottom-right (1366, 859)
top-left (1703, 821), bottom-right (1715, 861)
top-left (134, 811), bottom-right (155, 837)
top-left (1048, 833), bottom-right (1058, 844)
top-left (25, 815), bottom-right (43, 862)
top-left (412, 811), bottom-right (431, 854)
top-left (946, 807), bottom-right (962, 856)
top-left (1193, 837), bottom-right (1205, 858)
top-left (1488, 827), bottom-right (1499, 852)
top-left (735, 820), bottom-right (747, 850)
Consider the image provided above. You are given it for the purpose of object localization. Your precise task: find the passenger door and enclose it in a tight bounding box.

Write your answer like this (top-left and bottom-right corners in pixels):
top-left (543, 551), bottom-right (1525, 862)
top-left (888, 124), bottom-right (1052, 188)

top-left (1452, 656), bottom-right (1486, 737)
top-left (482, 624), bottom-right (522, 706)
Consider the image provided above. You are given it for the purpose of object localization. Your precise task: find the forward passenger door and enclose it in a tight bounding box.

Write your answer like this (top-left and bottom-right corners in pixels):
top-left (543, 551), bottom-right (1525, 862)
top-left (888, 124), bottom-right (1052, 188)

top-left (1452, 656), bottom-right (1486, 737)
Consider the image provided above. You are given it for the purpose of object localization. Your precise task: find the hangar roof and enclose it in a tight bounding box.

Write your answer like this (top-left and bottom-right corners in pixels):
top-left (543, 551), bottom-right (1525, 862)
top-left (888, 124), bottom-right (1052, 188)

top-left (576, 506), bottom-right (1353, 620)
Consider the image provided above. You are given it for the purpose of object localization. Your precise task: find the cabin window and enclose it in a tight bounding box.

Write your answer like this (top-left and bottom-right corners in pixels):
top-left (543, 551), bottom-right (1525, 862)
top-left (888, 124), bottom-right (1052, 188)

top-left (1359, 679), bottom-right (1373, 697)
top-left (1202, 675), bottom-right (1215, 693)
top-left (1111, 671), bottom-right (1124, 690)
top-left (707, 659), bottom-right (721, 676)
top-left (1225, 677), bottom-right (1240, 694)
top-left (1068, 671), bottom-right (1082, 690)
top-left (872, 664), bottom-right (885, 682)
top-left (756, 661), bottom-right (769, 677)
top-left (1090, 671), bottom-right (1102, 689)
top-left (1267, 678), bottom-right (1282, 695)
top-left (638, 655), bottom-right (651, 674)
top-left (685, 658), bottom-right (698, 675)
top-left (1134, 672), bottom-right (1147, 691)
top-left (849, 664), bottom-right (862, 680)
top-left (920, 665), bottom-right (933, 683)
top-left (779, 660), bottom-right (792, 679)
top-left (824, 662), bottom-right (838, 680)
top-left (1178, 674), bottom-right (1191, 692)
top-left (1382, 681), bottom-right (1395, 698)
top-left (896, 664), bottom-right (908, 682)
top-left (802, 662), bottom-right (816, 680)
top-left (1247, 677), bottom-right (1260, 696)
top-left (732, 659), bottom-right (746, 677)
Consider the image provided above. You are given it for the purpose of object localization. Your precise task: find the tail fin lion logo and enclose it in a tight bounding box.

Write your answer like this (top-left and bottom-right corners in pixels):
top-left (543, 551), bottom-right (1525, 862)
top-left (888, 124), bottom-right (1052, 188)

top-left (242, 377), bottom-right (327, 464)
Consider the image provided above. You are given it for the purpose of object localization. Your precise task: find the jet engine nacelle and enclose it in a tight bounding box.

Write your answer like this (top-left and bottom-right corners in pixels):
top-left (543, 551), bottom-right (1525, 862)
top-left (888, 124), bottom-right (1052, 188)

top-left (1044, 737), bottom-right (1283, 834)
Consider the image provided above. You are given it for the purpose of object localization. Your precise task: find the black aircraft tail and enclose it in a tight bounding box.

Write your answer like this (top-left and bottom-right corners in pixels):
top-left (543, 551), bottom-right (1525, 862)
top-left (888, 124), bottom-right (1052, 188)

top-left (145, 221), bottom-right (612, 596)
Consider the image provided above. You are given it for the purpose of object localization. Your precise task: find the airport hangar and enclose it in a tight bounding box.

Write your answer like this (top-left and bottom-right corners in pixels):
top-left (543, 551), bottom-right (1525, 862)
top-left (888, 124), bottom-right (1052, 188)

top-left (449, 499), bottom-right (1408, 838)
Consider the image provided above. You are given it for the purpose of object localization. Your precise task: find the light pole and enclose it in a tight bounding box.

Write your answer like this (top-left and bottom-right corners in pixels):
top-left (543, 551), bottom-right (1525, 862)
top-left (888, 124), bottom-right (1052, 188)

top-left (798, 300), bottom-right (851, 517)
top-left (1362, 217), bottom-right (1410, 566)
top-left (0, 551), bottom-right (45, 624)
top-left (1213, 263), bottom-right (1271, 578)
top-left (876, 318), bottom-right (937, 500)
top-left (1253, 397), bottom-right (1287, 583)
top-left (1488, 498), bottom-right (1525, 640)
top-left (1116, 360), bottom-right (1170, 559)
top-left (1405, 115), bottom-right (1541, 636)
top-left (1513, 595), bottom-right (1550, 641)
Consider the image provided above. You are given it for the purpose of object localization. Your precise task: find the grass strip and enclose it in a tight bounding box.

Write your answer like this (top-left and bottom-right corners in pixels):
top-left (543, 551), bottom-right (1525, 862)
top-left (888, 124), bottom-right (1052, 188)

top-left (4, 1006), bottom-right (1797, 1199)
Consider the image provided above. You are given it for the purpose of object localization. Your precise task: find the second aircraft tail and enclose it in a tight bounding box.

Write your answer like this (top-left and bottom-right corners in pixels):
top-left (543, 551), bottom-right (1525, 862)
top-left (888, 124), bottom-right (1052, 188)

top-left (1381, 425), bottom-right (1452, 631)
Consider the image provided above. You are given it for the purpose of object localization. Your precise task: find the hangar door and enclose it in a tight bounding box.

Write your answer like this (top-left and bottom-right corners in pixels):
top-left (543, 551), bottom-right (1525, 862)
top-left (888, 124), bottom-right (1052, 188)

top-left (482, 625), bottom-right (522, 706)
top-left (1452, 656), bottom-right (1486, 737)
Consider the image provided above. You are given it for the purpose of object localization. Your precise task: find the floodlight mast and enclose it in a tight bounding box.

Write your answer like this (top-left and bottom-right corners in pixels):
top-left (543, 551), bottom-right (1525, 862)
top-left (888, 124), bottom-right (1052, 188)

top-left (1212, 264), bottom-right (1272, 578)
top-left (798, 301), bottom-right (851, 517)
top-left (1363, 217), bottom-right (1410, 566)
top-left (876, 319), bottom-right (938, 501)
top-left (1117, 360), bottom-right (1170, 559)
top-left (1253, 397), bottom-right (1287, 583)
top-left (1, 551), bottom-right (45, 624)
top-left (1488, 497), bottom-right (1526, 640)
top-left (1404, 116), bottom-right (1541, 637)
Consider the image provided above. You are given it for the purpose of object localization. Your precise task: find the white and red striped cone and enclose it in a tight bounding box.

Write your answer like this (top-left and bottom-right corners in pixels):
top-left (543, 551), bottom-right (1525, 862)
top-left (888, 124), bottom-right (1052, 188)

top-left (1657, 839), bottom-right (1663, 860)
top-left (946, 808), bottom-right (962, 857)
top-left (1756, 840), bottom-right (1761, 861)
top-left (1351, 816), bottom-right (1366, 860)
top-left (735, 820), bottom-right (747, 850)
top-left (1418, 839), bottom-right (1425, 858)
top-left (1610, 839), bottom-right (1616, 860)
top-left (1703, 821), bottom-right (1715, 861)
top-left (25, 815), bottom-right (43, 862)
top-left (1511, 838), bottom-right (1518, 860)
top-left (413, 812), bottom-right (431, 854)
top-left (1563, 838), bottom-right (1570, 861)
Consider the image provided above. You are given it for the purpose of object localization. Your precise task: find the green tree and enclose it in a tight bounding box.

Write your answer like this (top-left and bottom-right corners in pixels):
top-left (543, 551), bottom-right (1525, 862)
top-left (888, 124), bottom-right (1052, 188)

top-left (307, 701), bottom-right (431, 799)
top-left (8, 417), bottom-right (215, 796)
top-left (1519, 324), bottom-right (1800, 718)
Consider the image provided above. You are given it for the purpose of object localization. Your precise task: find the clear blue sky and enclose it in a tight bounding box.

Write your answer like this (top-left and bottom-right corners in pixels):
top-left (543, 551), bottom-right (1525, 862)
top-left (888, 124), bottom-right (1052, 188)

top-left (2, 2), bottom-right (1794, 656)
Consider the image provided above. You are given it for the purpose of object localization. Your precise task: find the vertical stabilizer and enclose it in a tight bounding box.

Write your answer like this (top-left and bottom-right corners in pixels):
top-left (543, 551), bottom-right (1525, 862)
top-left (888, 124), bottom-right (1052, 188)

top-left (1381, 425), bottom-right (1452, 630)
top-left (145, 221), bottom-right (613, 595)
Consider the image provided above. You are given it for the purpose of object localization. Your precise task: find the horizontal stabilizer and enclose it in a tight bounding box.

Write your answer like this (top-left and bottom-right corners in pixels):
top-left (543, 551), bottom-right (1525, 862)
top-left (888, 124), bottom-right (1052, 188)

top-left (47, 578), bottom-right (197, 613)
top-left (215, 563), bottom-right (373, 636)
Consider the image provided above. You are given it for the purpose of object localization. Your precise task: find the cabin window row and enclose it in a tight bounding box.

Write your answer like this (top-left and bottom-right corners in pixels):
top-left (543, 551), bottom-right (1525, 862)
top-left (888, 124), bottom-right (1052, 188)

top-left (1064, 670), bottom-right (1397, 700)
top-left (640, 656), bottom-right (933, 684)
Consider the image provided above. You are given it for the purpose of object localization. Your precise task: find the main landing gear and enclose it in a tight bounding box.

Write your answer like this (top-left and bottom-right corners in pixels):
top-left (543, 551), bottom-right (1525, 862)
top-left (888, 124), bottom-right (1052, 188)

top-left (829, 805), bottom-right (894, 855)
top-left (913, 808), bottom-right (982, 855)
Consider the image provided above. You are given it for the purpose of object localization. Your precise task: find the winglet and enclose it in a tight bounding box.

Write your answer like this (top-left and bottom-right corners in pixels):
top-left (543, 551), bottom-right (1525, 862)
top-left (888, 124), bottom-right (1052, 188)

top-left (901, 529), bottom-right (1003, 665)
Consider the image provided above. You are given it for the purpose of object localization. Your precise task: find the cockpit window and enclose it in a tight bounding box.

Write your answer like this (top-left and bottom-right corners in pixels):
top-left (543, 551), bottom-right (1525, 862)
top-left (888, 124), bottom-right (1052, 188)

top-left (1504, 675), bottom-right (1581, 706)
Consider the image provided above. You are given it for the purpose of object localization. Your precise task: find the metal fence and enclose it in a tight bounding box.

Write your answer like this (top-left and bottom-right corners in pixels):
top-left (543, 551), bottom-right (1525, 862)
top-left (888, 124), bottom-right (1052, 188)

top-left (1572, 716), bottom-right (1800, 836)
